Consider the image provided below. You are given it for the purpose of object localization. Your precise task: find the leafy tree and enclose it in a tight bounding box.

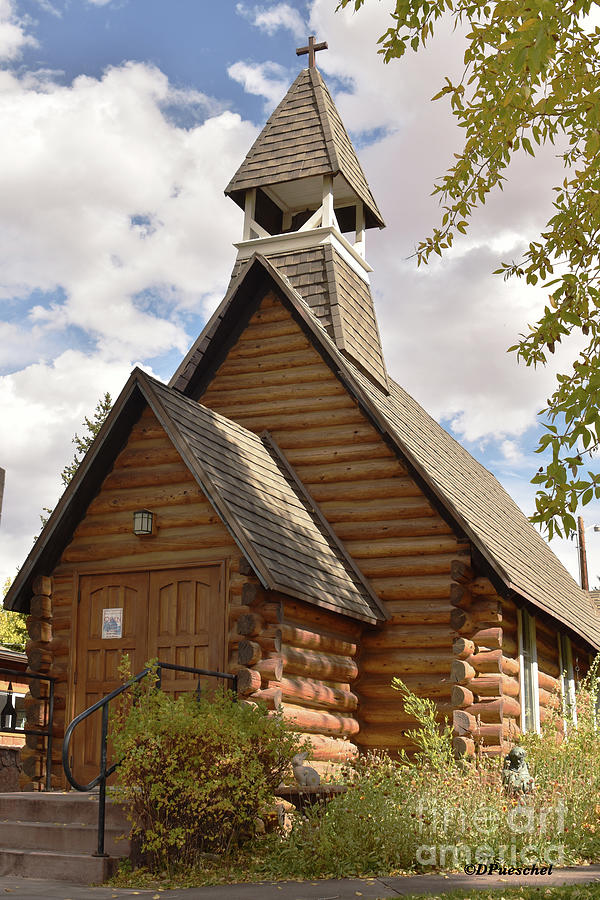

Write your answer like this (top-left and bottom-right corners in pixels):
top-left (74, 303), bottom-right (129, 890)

top-left (40, 392), bottom-right (112, 528)
top-left (0, 578), bottom-right (27, 651)
top-left (340, 0), bottom-right (600, 539)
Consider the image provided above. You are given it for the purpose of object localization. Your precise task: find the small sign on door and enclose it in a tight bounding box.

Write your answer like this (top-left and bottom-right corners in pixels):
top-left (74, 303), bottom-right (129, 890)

top-left (102, 608), bottom-right (123, 640)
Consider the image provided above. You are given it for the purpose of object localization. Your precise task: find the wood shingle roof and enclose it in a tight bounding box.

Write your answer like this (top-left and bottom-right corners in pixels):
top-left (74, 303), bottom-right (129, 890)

top-left (356, 373), bottom-right (600, 648)
top-left (144, 375), bottom-right (385, 622)
top-left (225, 67), bottom-right (384, 229)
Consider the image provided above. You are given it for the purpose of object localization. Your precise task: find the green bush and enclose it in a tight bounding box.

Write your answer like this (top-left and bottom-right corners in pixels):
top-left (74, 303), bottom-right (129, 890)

top-left (260, 750), bottom-right (422, 878)
top-left (110, 671), bottom-right (304, 873)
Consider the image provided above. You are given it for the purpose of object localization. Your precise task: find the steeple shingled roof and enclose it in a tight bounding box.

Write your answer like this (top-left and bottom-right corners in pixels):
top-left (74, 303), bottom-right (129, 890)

top-left (225, 67), bottom-right (384, 229)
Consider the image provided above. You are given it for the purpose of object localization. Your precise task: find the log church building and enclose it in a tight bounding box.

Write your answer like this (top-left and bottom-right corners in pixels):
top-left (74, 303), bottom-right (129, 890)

top-left (5, 40), bottom-right (600, 790)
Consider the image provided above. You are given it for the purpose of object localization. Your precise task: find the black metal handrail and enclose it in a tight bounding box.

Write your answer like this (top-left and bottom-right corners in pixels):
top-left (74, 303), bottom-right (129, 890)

top-left (0, 667), bottom-right (56, 792)
top-left (62, 661), bottom-right (237, 857)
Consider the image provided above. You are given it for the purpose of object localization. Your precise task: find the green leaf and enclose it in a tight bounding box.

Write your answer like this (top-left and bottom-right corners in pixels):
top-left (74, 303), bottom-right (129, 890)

top-left (342, 0), bottom-right (600, 539)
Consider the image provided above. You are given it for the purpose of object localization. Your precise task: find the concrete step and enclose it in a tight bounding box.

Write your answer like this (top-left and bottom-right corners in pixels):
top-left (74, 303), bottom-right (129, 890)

top-left (0, 818), bottom-right (129, 856)
top-left (0, 848), bottom-right (120, 883)
top-left (0, 793), bottom-right (129, 883)
top-left (0, 791), bottom-right (129, 828)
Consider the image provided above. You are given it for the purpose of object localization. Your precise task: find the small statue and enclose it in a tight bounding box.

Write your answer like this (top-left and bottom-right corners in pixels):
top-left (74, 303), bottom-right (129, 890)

top-left (502, 746), bottom-right (535, 796)
top-left (292, 751), bottom-right (320, 788)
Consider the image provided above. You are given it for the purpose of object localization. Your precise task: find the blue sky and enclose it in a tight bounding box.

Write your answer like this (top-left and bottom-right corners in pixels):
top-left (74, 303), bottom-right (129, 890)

top-left (1, 0), bottom-right (599, 588)
top-left (15, 1), bottom-right (284, 118)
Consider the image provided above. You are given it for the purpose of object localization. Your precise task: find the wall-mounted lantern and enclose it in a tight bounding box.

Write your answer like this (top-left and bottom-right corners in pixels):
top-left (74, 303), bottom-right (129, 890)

top-left (133, 509), bottom-right (155, 536)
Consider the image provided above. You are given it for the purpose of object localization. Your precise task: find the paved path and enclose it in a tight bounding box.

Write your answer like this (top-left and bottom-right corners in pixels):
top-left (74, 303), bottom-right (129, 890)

top-left (0, 865), bottom-right (599, 900)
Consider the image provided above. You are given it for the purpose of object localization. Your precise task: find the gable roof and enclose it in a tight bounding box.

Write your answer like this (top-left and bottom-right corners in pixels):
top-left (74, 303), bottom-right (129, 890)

top-left (170, 253), bottom-right (600, 651)
top-left (225, 67), bottom-right (384, 229)
top-left (4, 369), bottom-right (384, 624)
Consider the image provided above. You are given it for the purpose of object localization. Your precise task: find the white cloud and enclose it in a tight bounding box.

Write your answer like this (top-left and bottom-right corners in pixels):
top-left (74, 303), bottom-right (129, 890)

top-left (0, 350), bottom-right (135, 584)
top-left (308, 0), bottom-right (465, 135)
top-left (373, 234), bottom-right (578, 443)
top-left (164, 85), bottom-right (224, 117)
top-left (500, 439), bottom-right (524, 465)
top-left (227, 59), bottom-right (289, 110)
top-left (0, 61), bottom-right (257, 361)
top-left (34, 0), bottom-right (61, 16)
top-left (0, 0), bottom-right (36, 60)
top-left (0, 58), bottom-right (262, 580)
top-left (237, 2), bottom-right (306, 38)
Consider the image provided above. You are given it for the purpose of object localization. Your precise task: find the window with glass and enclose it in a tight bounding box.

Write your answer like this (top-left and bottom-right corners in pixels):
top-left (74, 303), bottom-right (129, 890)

top-left (0, 689), bottom-right (26, 731)
top-left (558, 633), bottom-right (577, 727)
top-left (518, 608), bottom-right (540, 733)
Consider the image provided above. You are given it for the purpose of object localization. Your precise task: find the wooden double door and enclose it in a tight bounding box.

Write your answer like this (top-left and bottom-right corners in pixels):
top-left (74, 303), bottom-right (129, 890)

top-left (72, 565), bottom-right (225, 785)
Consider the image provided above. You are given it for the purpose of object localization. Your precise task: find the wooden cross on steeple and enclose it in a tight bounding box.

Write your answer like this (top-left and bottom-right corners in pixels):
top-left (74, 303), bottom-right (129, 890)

top-left (296, 35), bottom-right (328, 68)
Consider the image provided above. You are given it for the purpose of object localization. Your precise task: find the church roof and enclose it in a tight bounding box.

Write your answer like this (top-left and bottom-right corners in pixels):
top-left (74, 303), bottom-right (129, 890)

top-left (225, 67), bottom-right (384, 229)
top-left (588, 589), bottom-right (600, 614)
top-left (4, 368), bottom-right (385, 624)
top-left (170, 253), bottom-right (600, 651)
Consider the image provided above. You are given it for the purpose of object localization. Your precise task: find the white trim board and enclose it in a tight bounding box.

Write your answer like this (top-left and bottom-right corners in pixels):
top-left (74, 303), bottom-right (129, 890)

top-left (234, 226), bottom-right (373, 282)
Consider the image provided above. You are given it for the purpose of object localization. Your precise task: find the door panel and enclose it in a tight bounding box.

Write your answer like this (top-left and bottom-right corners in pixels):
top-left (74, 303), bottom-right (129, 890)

top-left (147, 566), bottom-right (225, 698)
top-left (73, 572), bottom-right (149, 786)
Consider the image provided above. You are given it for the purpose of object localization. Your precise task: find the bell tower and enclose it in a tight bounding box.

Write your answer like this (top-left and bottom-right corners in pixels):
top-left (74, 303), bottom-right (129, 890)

top-left (224, 38), bottom-right (389, 392)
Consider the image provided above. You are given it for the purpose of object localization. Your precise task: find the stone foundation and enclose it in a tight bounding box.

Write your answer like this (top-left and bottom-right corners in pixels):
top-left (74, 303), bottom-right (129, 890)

top-left (0, 747), bottom-right (22, 792)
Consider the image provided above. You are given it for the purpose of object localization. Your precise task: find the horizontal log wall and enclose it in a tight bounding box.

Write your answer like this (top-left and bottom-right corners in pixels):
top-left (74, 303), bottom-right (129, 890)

top-left (451, 579), bottom-right (596, 754)
top-left (450, 571), bottom-right (521, 758)
top-left (54, 409), bottom-right (238, 574)
top-left (533, 613), bottom-right (560, 728)
top-left (497, 598), bottom-right (521, 744)
top-left (200, 291), bottom-right (470, 758)
top-left (234, 586), bottom-right (361, 775)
